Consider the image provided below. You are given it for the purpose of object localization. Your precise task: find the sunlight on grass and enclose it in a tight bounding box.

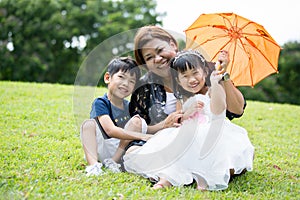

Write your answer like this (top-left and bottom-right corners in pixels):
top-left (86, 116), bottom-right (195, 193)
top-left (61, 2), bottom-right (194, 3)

top-left (0, 81), bottom-right (299, 199)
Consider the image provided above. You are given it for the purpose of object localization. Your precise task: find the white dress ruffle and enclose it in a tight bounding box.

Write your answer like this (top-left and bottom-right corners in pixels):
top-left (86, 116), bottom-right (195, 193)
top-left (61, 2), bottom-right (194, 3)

top-left (123, 94), bottom-right (254, 190)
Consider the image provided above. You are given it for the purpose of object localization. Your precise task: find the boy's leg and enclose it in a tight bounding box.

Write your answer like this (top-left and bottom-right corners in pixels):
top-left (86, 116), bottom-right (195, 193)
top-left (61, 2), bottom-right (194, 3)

top-left (80, 119), bottom-right (99, 165)
top-left (112, 115), bottom-right (146, 162)
top-left (112, 140), bottom-right (130, 162)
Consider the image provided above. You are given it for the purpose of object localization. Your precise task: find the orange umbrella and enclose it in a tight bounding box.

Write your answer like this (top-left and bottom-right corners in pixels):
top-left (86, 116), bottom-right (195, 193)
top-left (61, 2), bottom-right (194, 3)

top-left (185, 12), bottom-right (281, 86)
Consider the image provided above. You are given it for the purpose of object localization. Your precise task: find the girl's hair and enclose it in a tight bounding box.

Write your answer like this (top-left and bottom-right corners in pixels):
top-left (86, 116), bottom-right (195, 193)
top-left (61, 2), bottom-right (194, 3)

top-left (170, 50), bottom-right (209, 99)
top-left (134, 25), bottom-right (178, 66)
top-left (107, 56), bottom-right (141, 80)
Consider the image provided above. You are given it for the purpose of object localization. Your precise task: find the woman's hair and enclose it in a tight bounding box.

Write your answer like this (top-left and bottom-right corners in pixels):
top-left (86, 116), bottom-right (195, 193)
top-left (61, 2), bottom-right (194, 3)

top-left (170, 50), bottom-right (209, 99)
top-left (107, 56), bottom-right (141, 81)
top-left (134, 25), bottom-right (178, 66)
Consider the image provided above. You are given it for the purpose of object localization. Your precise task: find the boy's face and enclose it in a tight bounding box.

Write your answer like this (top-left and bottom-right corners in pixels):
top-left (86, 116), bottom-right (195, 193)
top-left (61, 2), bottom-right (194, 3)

top-left (106, 70), bottom-right (136, 99)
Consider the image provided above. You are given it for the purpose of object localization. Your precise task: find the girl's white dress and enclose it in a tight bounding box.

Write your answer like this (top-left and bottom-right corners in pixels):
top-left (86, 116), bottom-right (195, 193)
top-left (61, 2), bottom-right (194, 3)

top-left (123, 94), bottom-right (254, 190)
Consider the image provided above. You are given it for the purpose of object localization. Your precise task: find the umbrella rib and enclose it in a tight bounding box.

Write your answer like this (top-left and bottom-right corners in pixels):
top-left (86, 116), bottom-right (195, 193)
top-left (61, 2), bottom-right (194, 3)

top-left (219, 13), bottom-right (235, 29)
top-left (243, 32), bottom-right (281, 47)
top-left (244, 37), bottom-right (279, 72)
top-left (236, 37), bottom-right (255, 86)
top-left (211, 38), bottom-right (232, 60)
top-left (187, 32), bottom-right (228, 51)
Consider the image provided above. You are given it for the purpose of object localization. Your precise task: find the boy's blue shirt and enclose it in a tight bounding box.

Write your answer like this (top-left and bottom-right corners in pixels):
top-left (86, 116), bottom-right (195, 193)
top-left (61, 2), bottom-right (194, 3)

top-left (90, 93), bottom-right (111, 119)
top-left (90, 93), bottom-right (130, 128)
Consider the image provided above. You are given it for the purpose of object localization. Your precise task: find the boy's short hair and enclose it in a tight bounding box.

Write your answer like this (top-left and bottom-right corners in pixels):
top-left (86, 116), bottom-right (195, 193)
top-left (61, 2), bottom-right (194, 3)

top-left (107, 57), bottom-right (140, 80)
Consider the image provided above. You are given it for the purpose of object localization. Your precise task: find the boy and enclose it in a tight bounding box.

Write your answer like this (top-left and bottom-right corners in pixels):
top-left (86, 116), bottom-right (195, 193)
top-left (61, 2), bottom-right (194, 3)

top-left (80, 57), bottom-right (150, 176)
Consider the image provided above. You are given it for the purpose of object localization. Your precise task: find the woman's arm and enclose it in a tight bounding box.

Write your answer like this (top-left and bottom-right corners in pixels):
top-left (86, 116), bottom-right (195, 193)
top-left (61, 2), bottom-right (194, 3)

top-left (221, 80), bottom-right (245, 115)
top-left (146, 110), bottom-right (183, 134)
top-left (216, 50), bottom-right (245, 116)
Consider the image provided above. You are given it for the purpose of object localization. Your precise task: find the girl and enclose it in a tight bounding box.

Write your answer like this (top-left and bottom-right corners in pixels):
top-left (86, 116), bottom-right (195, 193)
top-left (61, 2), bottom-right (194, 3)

top-left (124, 50), bottom-right (254, 191)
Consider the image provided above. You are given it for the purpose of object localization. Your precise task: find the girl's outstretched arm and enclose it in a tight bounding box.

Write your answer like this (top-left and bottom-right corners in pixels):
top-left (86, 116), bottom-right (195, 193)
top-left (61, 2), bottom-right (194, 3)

top-left (209, 71), bottom-right (226, 115)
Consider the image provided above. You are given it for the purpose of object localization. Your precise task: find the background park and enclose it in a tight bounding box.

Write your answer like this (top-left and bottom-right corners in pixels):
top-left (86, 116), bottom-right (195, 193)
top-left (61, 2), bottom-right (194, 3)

top-left (1, 0), bottom-right (299, 199)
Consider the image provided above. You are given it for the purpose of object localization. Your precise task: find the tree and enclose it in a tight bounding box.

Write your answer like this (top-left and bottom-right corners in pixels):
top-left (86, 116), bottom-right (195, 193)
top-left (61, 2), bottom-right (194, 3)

top-left (0, 0), bottom-right (165, 84)
top-left (239, 41), bottom-right (300, 105)
top-left (276, 41), bottom-right (300, 104)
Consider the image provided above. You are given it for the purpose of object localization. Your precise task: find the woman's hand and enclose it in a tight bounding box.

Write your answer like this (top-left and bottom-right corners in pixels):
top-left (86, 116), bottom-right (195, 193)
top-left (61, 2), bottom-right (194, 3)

top-left (163, 110), bottom-right (183, 128)
top-left (142, 134), bottom-right (153, 141)
top-left (215, 50), bottom-right (230, 74)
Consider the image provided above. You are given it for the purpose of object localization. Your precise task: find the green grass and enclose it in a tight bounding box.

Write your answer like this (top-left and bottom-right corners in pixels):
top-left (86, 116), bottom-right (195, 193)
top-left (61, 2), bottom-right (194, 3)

top-left (0, 81), bottom-right (299, 199)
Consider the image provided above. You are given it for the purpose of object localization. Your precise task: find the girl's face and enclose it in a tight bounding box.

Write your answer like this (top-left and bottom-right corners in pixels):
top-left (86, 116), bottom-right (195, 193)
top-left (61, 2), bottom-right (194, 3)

top-left (177, 64), bottom-right (206, 94)
top-left (105, 70), bottom-right (137, 99)
top-left (141, 38), bottom-right (177, 78)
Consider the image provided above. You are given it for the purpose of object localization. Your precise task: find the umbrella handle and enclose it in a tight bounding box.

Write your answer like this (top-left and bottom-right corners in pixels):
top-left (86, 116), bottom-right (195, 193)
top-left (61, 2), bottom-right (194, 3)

top-left (215, 61), bottom-right (226, 74)
top-left (215, 61), bottom-right (222, 71)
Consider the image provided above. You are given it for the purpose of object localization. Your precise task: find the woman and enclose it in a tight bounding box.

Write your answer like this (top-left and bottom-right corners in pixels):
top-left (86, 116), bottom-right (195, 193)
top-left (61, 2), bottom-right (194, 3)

top-left (129, 25), bottom-right (246, 134)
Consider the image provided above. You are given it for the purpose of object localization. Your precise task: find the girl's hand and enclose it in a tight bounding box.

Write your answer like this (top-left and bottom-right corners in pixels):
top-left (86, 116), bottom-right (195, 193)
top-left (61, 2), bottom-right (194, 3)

top-left (183, 100), bottom-right (204, 120)
top-left (210, 70), bottom-right (223, 86)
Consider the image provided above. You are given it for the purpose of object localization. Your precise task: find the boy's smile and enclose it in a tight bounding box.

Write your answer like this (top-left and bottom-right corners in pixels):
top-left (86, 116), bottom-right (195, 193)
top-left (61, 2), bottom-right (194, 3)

top-left (107, 70), bottom-right (136, 100)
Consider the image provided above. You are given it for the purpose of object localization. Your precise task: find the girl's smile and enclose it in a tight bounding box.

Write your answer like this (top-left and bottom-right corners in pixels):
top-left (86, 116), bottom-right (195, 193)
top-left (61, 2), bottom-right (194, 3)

top-left (178, 66), bottom-right (206, 94)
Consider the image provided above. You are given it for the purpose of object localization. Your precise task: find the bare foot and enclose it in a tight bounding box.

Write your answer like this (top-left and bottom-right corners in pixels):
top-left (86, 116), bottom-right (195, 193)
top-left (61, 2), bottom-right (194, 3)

top-left (153, 183), bottom-right (164, 189)
top-left (196, 185), bottom-right (207, 191)
top-left (152, 178), bottom-right (172, 190)
top-left (196, 177), bottom-right (208, 191)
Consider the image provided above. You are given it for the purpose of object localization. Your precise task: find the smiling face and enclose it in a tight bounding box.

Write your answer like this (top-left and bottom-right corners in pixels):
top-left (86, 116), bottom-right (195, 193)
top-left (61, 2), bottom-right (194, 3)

top-left (177, 63), bottom-right (206, 94)
top-left (141, 38), bottom-right (177, 78)
top-left (105, 70), bottom-right (137, 100)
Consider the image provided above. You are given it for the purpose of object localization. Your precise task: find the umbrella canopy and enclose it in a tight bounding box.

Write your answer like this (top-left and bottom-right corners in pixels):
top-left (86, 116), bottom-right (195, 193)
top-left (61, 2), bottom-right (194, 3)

top-left (185, 12), bottom-right (281, 86)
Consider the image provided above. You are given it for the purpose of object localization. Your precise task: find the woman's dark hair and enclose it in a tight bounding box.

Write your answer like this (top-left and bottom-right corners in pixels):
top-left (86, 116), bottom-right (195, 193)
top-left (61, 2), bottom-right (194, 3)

top-left (107, 56), bottom-right (141, 81)
top-left (170, 50), bottom-right (209, 99)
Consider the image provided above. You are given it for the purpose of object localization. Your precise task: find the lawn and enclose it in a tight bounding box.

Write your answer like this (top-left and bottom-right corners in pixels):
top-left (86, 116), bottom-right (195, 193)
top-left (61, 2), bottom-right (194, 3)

top-left (0, 81), bottom-right (299, 199)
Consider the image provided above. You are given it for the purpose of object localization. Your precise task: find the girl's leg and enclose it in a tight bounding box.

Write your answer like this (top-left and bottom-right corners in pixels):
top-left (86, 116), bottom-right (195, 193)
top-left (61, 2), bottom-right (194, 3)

top-left (153, 177), bottom-right (172, 189)
top-left (196, 178), bottom-right (208, 191)
top-left (194, 174), bottom-right (208, 191)
top-left (80, 119), bottom-right (98, 165)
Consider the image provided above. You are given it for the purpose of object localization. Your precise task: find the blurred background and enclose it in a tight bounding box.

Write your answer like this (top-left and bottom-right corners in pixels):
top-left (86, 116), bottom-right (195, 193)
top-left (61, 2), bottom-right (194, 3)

top-left (1, 0), bottom-right (299, 105)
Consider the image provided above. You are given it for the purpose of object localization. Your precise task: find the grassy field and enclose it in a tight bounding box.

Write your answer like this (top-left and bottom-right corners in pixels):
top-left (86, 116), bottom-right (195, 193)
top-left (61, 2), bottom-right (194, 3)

top-left (0, 81), bottom-right (299, 199)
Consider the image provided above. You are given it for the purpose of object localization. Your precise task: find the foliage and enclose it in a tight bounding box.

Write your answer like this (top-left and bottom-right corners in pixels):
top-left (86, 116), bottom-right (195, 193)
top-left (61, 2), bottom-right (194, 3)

top-left (276, 41), bottom-right (300, 104)
top-left (1, 81), bottom-right (299, 199)
top-left (0, 0), bottom-right (164, 84)
top-left (1, 0), bottom-right (300, 105)
top-left (239, 41), bottom-right (300, 105)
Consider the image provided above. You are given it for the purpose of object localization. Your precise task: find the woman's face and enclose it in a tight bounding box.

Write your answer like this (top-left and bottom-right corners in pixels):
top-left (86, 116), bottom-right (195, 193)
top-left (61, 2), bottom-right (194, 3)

top-left (177, 65), bottom-right (206, 94)
top-left (141, 38), bottom-right (177, 78)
